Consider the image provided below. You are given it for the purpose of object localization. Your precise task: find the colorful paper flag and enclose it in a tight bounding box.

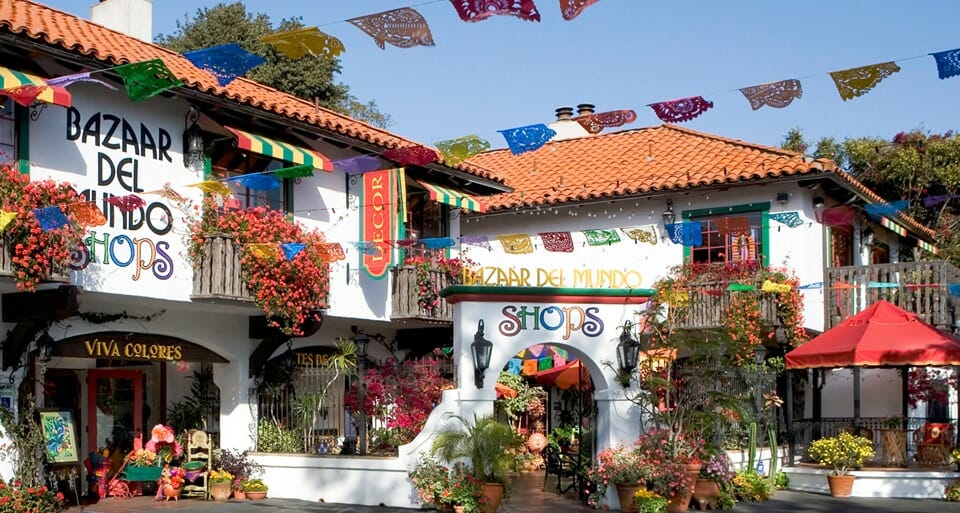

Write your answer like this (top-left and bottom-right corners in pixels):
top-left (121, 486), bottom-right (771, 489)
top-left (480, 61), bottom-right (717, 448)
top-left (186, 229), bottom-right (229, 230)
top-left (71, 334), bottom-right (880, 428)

top-left (273, 164), bottom-right (314, 179)
top-left (498, 124), bottom-right (556, 155)
top-left (761, 280), bottom-right (792, 293)
top-left (864, 200), bottom-right (909, 217)
top-left (815, 206), bottom-right (855, 226)
top-left (574, 109), bottom-right (637, 134)
top-left (798, 282), bottom-right (823, 290)
top-left (319, 243), bottom-right (346, 262)
top-left (112, 59), bottom-right (183, 102)
top-left (665, 222), bottom-right (702, 246)
top-left (459, 235), bottom-right (491, 250)
top-left (435, 135), bottom-right (490, 165)
top-left (621, 226), bottom-right (658, 245)
top-left (67, 203), bottom-right (107, 227)
top-left (539, 232), bottom-right (574, 252)
top-left (333, 155), bottom-right (381, 174)
top-left (143, 186), bottom-right (187, 203)
top-left (769, 212), bottom-right (803, 228)
top-left (498, 234), bottom-right (534, 254)
top-left (738, 79), bottom-right (802, 110)
top-left (1, 85), bottom-right (45, 106)
top-left (728, 283), bottom-right (756, 292)
top-left (560, 0), bottom-right (601, 20)
top-left (261, 27), bottom-right (345, 59)
top-left (188, 181), bottom-right (232, 197)
top-left (923, 194), bottom-right (957, 207)
top-left (183, 43), bottom-right (265, 86)
top-left (281, 242), bottom-right (306, 261)
top-left (383, 145), bottom-right (439, 166)
top-left (648, 96), bottom-right (714, 123)
top-left (449, 0), bottom-right (541, 22)
top-left (104, 194), bottom-right (146, 213)
top-left (421, 237), bottom-right (456, 249)
top-left (507, 358), bottom-right (522, 375)
top-left (347, 8), bottom-right (436, 50)
top-left (224, 173), bottom-right (281, 191)
top-left (582, 229), bottom-right (621, 246)
top-left (867, 281), bottom-right (899, 289)
top-left (46, 71), bottom-right (118, 90)
top-left (32, 206), bottom-right (69, 231)
top-left (0, 210), bottom-right (17, 232)
top-left (930, 48), bottom-right (960, 80)
top-left (247, 243), bottom-right (277, 259)
top-left (829, 61), bottom-right (901, 101)
top-left (716, 216), bottom-right (751, 237)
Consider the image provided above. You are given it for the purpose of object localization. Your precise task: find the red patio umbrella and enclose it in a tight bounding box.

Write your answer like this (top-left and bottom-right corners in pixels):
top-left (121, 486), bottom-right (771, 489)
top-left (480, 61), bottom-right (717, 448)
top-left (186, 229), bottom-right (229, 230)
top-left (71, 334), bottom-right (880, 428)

top-left (534, 359), bottom-right (592, 390)
top-left (785, 299), bottom-right (960, 369)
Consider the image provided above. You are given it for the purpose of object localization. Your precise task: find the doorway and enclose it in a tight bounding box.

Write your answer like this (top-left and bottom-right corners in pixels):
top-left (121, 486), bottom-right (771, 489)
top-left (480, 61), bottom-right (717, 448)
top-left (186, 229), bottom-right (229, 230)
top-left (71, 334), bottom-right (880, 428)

top-left (87, 370), bottom-right (143, 457)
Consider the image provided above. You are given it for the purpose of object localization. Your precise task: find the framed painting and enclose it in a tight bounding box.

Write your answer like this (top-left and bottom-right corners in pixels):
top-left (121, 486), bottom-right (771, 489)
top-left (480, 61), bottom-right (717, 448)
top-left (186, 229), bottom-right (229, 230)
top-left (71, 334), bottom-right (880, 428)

top-left (39, 410), bottom-right (79, 464)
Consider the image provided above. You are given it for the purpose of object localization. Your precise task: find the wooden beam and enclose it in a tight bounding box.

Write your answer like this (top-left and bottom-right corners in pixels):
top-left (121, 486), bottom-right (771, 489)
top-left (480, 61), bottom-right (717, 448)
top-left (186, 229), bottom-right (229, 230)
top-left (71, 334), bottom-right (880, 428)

top-left (2, 286), bottom-right (80, 323)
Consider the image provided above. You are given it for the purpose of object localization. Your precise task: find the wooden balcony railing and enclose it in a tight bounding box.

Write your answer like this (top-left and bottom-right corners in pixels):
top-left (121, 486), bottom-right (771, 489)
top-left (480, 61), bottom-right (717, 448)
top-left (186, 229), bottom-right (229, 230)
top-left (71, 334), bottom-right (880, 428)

top-left (825, 260), bottom-right (960, 330)
top-left (191, 233), bottom-right (254, 303)
top-left (0, 236), bottom-right (70, 283)
top-left (671, 280), bottom-right (782, 330)
top-left (391, 266), bottom-right (456, 323)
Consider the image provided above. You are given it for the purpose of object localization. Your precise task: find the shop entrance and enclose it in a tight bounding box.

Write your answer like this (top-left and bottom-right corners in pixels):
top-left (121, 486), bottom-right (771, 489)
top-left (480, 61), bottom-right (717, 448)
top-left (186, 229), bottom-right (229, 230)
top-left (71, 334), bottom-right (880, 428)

top-left (87, 369), bottom-right (144, 457)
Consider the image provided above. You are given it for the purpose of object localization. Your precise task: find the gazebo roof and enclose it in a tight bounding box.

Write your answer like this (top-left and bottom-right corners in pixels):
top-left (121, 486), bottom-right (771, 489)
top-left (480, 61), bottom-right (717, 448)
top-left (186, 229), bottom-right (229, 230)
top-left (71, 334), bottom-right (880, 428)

top-left (785, 299), bottom-right (960, 369)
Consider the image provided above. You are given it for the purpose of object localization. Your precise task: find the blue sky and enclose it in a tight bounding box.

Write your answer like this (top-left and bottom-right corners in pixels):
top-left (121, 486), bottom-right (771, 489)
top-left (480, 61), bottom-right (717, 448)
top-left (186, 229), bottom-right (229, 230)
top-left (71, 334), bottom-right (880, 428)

top-left (42, 0), bottom-right (960, 152)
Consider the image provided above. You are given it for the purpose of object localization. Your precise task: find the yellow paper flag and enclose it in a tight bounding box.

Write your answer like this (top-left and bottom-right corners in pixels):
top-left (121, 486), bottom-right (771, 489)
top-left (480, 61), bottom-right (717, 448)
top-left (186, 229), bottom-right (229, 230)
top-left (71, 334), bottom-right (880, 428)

top-left (0, 210), bottom-right (17, 232)
top-left (188, 181), bottom-right (232, 197)
top-left (761, 280), bottom-right (792, 294)
top-left (247, 244), bottom-right (277, 260)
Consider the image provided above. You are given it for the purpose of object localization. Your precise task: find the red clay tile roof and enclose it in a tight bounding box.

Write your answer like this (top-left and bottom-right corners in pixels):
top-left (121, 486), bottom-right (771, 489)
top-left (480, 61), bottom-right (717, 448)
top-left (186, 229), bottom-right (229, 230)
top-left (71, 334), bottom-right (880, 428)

top-left (467, 124), bottom-right (936, 239)
top-left (0, 0), bottom-right (503, 184)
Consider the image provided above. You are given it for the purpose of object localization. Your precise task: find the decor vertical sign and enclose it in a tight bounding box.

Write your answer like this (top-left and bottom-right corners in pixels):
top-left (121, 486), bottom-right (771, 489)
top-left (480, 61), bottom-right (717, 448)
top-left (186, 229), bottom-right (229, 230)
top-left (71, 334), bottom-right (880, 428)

top-left (359, 168), bottom-right (403, 279)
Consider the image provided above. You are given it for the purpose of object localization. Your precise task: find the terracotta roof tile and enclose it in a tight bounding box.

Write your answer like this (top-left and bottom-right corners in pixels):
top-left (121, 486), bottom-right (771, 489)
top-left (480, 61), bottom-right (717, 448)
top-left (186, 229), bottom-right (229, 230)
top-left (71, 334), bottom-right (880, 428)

top-left (0, 0), bottom-right (502, 184)
top-left (468, 124), bottom-right (837, 210)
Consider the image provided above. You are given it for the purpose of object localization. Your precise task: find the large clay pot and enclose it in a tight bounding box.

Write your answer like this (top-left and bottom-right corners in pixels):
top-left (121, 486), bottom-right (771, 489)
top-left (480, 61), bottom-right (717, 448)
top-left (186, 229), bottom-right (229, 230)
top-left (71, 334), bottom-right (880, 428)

top-left (666, 463), bottom-right (702, 513)
top-left (691, 480), bottom-right (719, 511)
top-left (826, 474), bottom-right (855, 498)
top-left (615, 483), bottom-right (643, 513)
top-left (480, 482), bottom-right (504, 513)
top-left (210, 482), bottom-right (232, 501)
top-left (245, 491), bottom-right (267, 500)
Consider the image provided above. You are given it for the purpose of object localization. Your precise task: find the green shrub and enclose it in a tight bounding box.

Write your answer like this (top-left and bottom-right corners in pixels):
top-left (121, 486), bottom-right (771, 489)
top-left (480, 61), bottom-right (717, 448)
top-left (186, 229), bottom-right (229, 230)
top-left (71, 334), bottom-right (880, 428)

top-left (946, 479), bottom-right (960, 502)
top-left (772, 470), bottom-right (789, 490)
top-left (731, 470), bottom-right (772, 502)
top-left (716, 489), bottom-right (736, 510)
top-left (257, 419), bottom-right (301, 452)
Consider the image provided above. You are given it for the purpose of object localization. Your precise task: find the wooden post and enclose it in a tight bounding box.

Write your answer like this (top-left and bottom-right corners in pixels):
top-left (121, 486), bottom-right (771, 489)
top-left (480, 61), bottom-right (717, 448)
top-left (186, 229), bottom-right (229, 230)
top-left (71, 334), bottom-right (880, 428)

top-left (813, 369), bottom-right (822, 440)
top-left (901, 366), bottom-right (909, 428)
top-left (785, 370), bottom-right (794, 464)
top-left (853, 367), bottom-right (862, 430)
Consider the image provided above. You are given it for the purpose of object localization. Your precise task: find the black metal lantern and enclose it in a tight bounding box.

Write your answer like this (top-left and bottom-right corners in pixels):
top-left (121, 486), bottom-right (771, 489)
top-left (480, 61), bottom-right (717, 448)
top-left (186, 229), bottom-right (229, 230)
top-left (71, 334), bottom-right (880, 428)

top-left (471, 320), bottom-right (493, 388)
top-left (862, 227), bottom-right (876, 247)
top-left (354, 332), bottom-right (370, 359)
top-left (183, 109), bottom-right (205, 172)
top-left (662, 199), bottom-right (676, 226)
top-left (616, 322), bottom-right (641, 387)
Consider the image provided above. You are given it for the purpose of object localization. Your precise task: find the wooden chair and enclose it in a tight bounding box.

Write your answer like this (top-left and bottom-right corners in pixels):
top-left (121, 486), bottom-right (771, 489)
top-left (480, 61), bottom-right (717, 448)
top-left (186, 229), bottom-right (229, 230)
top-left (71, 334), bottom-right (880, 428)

top-left (914, 422), bottom-right (954, 467)
top-left (180, 430), bottom-right (212, 499)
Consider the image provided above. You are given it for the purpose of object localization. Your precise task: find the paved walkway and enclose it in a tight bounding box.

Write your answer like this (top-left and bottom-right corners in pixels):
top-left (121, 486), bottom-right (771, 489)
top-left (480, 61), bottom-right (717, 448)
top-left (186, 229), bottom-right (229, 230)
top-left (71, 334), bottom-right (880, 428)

top-left (64, 471), bottom-right (960, 513)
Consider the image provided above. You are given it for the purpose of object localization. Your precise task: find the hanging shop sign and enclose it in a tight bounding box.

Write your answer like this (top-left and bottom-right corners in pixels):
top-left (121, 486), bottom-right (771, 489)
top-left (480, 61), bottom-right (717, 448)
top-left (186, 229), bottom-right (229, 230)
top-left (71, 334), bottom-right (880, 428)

top-left (51, 332), bottom-right (227, 363)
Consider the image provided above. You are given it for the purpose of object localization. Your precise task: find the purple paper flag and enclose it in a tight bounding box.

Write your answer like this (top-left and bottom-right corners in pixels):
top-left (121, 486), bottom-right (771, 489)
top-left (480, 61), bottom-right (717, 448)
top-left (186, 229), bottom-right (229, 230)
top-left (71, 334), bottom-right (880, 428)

top-left (46, 71), bottom-right (118, 90)
top-left (459, 235), bottom-right (491, 250)
top-left (333, 155), bottom-right (382, 174)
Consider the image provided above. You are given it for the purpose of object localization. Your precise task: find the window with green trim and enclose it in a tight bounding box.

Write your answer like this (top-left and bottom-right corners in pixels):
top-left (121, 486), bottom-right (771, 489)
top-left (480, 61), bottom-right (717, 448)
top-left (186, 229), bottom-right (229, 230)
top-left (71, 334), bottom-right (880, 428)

top-left (0, 98), bottom-right (15, 165)
top-left (689, 212), bottom-right (764, 264)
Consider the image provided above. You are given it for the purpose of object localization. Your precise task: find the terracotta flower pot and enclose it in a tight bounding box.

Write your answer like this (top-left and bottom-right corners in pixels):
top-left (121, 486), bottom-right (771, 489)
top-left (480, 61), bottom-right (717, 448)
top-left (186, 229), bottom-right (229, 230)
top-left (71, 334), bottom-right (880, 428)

top-left (691, 480), bottom-right (719, 511)
top-left (210, 482), bottom-right (232, 501)
top-left (827, 474), bottom-right (855, 498)
top-left (615, 483), bottom-right (643, 513)
top-left (233, 489), bottom-right (246, 500)
top-left (245, 491), bottom-right (267, 500)
top-left (480, 482), bottom-right (504, 513)
top-left (666, 463), bottom-right (701, 513)
top-left (454, 506), bottom-right (466, 513)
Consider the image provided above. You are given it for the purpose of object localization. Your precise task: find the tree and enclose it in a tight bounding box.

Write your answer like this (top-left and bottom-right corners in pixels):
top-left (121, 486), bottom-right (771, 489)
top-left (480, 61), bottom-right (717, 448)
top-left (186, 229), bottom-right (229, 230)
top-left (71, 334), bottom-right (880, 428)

top-left (158, 3), bottom-right (391, 128)
top-left (781, 128), bottom-right (960, 265)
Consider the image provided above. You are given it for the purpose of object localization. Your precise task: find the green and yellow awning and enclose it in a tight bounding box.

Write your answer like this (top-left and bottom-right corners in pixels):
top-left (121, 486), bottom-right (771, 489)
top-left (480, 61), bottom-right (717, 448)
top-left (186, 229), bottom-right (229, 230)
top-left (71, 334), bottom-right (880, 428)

top-left (226, 126), bottom-right (332, 172)
top-left (0, 66), bottom-right (71, 107)
top-left (413, 179), bottom-right (486, 213)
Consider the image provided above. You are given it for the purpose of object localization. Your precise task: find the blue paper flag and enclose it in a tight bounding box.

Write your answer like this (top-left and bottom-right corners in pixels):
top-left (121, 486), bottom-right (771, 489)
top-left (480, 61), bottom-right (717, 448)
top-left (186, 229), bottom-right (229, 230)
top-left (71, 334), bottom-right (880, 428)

top-left (281, 242), bottom-right (306, 261)
top-left (420, 237), bottom-right (455, 249)
top-left (507, 358), bottom-right (522, 375)
top-left (768, 211), bottom-right (803, 228)
top-left (183, 43), bottom-right (266, 86)
top-left (948, 284), bottom-right (960, 297)
top-left (32, 206), bottom-right (69, 231)
top-left (798, 282), bottom-right (823, 290)
top-left (931, 48), bottom-right (960, 80)
top-left (224, 173), bottom-right (281, 191)
top-left (867, 281), bottom-right (898, 288)
top-left (498, 124), bottom-right (557, 155)
top-left (333, 155), bottom-right (381, 174)
top-left (864, 200), bottom-right (909, 217)
top-left (665, 222), bottom-right (702, 246)
top-left (351, 241), bottom-right (379, 255)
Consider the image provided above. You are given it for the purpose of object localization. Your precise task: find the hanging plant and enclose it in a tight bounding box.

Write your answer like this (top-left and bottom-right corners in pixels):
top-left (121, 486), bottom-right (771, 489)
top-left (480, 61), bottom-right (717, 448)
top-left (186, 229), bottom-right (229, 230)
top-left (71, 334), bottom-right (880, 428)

top-left (402, 253), bottom-right (474, 314)
top-left (724, 292), bottom-right (763, 363)
top-left (0, 164), bottom-right (86, 292)
top-left (188, 197), bottom-right (330, 335)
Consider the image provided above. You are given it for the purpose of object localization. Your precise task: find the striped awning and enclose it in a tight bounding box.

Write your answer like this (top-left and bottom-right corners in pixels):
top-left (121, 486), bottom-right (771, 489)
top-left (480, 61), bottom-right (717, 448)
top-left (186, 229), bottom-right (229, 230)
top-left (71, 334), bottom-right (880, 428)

top-left (413, 179), bottom-right (486, 213)
top-left (0, 66), bottom-right (71, 107)
top-left (879, 216), bottom-right (907, 237)
top-left (226, 126), bottom-right (332, 172)
top-left (918, 239), bottom-right (939, 255)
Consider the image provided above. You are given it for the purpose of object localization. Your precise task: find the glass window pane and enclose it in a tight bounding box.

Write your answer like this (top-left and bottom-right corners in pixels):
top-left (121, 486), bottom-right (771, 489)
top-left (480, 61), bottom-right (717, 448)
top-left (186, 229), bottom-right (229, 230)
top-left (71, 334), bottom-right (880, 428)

top-left (0, 98), bottom-right (15, 165)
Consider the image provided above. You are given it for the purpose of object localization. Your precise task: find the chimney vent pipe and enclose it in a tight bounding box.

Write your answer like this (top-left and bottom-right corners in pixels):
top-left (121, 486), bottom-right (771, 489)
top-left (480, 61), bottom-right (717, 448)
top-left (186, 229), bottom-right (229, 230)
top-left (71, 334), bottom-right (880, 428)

top-left (576, 103), bottom-right (595, 116)
top-left (555, 107), bottom-right (575, 121)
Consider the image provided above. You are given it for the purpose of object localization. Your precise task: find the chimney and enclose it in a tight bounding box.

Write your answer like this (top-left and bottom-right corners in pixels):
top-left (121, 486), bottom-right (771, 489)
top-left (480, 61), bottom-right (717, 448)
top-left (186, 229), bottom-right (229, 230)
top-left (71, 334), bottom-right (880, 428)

top-left (91, 0), bottom-right (153, 43)
top-left (555, 107), bottom-right (575, 121)
top-left (576, 103), bottom-right (595, 117)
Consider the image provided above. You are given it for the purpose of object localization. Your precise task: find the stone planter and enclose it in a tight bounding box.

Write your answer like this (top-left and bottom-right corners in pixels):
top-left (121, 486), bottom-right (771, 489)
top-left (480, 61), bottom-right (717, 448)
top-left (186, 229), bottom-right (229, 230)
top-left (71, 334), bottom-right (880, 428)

top-left (615, 483), bottom-right (643, 513)
top-left (826, 474), bottom-right (855, 498)
top-left (210, 482), bottom-right (232, 501)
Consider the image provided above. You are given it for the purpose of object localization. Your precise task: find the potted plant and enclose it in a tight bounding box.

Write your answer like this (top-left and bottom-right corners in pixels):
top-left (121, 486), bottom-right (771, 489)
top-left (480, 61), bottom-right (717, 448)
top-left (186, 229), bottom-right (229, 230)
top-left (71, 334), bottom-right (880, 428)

top-left (583, 443), bottom-right (650, 512)
top-left (431, 414), bottom-right (522, 513)
top-left (635, 430), bottom-right (703, 513)
top-left (807, 432), bottom-right (874, 497)
top-left (124, 448), bottom-right (163, 481)
top-left (409, 455), bottom-right (485, 513)
top-left (213, 448), bottom-right (264, 498)
top-left (241, 478), bottom-right (269, 500)
top-left (209, 469), bottom-right (234, 501)
top-left (633, 488), bottom-right (669, 513)
top-left (692, 451), bottom-right (734, 510)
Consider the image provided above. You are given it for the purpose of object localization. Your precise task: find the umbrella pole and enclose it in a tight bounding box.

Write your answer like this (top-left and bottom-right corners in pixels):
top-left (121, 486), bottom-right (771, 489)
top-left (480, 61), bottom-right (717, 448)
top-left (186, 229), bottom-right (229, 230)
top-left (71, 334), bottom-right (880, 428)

top-left (853, 367), bottom-right (862, 432)
top-left (900, 366), bottom-right (909, 430)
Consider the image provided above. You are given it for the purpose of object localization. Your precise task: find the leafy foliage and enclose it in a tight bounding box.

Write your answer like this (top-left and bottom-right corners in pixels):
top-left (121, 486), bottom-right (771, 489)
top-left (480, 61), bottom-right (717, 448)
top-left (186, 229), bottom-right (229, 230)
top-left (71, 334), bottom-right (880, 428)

top-left (0, 396), bottom-right (45, 486)
top-left (157, 2), bottom-right (391, 127)
top-left (212, 448), bottom-right (262, 489)
top-left (431, 414), bottom-right (522, 486)
top-left (808, 432), bottom-right (874, 476)
top-left (409, 455), bottom-right (485, 513)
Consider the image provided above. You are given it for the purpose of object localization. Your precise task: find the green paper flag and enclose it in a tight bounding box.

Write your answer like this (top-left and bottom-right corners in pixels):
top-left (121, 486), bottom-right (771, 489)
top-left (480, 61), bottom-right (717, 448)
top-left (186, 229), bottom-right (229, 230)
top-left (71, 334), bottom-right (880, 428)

top-left (274, 164), bottom-right (314, 179)
top-left (583, 229), bottom-right (621, 246)
top-left (113, 59), bottom-right (183, 102)
top-left (727, 283), bottom-right (756, 291)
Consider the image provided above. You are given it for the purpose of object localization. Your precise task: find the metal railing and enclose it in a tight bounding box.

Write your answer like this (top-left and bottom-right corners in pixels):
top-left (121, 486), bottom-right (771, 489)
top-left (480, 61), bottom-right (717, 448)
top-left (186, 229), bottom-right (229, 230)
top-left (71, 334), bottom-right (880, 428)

top-left (789, 416), bottom-right (945, 463)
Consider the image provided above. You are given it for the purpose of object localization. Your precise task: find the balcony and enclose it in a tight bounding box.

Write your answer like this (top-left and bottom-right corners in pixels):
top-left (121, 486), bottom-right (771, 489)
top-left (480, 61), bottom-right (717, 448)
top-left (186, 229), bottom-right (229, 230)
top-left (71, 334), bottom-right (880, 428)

top-left (825, 260), bottom-right (960, 330)
top-left (0, 237), bottom-right (69, 284)
top-left (670, 280), bottom-right (782, 330)
top-left (191, 233), bottom-right (254, 303)
top-left (391, 266), bottom-right (456, 323)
